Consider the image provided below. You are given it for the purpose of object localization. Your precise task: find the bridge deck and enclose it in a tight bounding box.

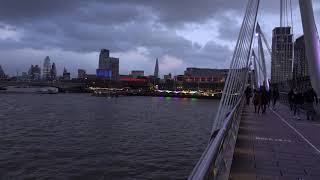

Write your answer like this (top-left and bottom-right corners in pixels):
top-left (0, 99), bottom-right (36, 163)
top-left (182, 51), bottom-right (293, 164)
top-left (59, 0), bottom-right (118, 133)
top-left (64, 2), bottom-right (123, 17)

top-left (229, 103), bottom-right (320, 180)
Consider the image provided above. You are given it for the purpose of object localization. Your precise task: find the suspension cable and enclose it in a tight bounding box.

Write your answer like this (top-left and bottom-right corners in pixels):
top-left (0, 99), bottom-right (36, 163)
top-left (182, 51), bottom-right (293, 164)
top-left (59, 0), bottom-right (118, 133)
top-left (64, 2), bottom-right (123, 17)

top-left (290, 0), bottom-right (294, 77)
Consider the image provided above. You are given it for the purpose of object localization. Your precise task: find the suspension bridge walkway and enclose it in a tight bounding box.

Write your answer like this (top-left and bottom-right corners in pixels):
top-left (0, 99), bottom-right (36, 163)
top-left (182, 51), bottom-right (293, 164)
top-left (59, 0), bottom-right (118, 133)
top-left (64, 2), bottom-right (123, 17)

top-left (188, 0), bottom-right (320, 179)
top-left (230, 103), bottom-right (320, 180)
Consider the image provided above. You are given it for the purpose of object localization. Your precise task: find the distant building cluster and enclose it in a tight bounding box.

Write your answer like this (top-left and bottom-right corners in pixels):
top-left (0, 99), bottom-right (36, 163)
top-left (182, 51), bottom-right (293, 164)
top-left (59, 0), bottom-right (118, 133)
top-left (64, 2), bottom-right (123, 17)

top-left (1, 47), bottom-right (230, 91)
top-left (269, 25), bottom-right (311, 89)
top-left (2, 56), bottom-right (72, 82)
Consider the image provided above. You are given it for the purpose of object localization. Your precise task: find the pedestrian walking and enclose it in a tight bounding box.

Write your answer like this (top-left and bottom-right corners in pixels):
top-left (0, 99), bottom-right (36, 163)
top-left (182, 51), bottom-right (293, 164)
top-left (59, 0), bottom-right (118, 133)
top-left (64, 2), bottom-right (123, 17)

top-left (267, 88), bottom-right (272, 107)
top-left (268, 87), bottom-right (273, 107)
top-left (288, 88), bottom-right (294, 111)
top-left (304, 87), bottom-right (318, 120)
top-left (293, 88), bottom-right (304, 120)
top-left (272, 86), bottom-right (280, 109)
top-left (245, 86), bottom-right (252, 105)
top-left (261, 86), bottom-right (268, 113)
top-left (253, 89), bottom-right (261, 114)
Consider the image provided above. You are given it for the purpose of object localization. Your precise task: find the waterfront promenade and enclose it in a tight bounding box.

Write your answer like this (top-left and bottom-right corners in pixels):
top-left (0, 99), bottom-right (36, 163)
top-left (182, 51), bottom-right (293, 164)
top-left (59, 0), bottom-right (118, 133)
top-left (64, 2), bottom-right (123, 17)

top-left (230, 103), bottom-right (320, 180)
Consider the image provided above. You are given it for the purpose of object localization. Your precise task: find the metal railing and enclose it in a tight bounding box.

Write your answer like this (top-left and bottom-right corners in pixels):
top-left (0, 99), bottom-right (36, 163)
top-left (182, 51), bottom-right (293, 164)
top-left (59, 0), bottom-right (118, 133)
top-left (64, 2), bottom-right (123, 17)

top-left (188, 96), bottom-right (245, 180)
top-left (188, 0), bottom-right (259, 179)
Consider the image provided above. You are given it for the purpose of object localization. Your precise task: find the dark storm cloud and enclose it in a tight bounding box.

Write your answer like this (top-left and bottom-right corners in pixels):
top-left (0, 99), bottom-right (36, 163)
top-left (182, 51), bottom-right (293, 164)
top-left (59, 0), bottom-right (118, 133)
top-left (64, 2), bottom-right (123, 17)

top-left (0, 0), bottom-right (247, 52)
top-left (0, 0), bottom-right (243, 25)
top-left (0, 0), bottom-right (318, 76)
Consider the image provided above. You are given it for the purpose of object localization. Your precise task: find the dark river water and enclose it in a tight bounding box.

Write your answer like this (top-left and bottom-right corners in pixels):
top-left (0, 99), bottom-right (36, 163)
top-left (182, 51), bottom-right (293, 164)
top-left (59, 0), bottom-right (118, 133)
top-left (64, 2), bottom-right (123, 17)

top-left (0, 94), bottom-right (219, 179)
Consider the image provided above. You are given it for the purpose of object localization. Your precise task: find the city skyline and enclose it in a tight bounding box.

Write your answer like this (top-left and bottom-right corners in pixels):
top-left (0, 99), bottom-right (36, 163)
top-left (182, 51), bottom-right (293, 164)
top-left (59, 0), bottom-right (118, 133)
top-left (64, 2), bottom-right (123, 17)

top-left (0, 0), bottom-right (320, 77)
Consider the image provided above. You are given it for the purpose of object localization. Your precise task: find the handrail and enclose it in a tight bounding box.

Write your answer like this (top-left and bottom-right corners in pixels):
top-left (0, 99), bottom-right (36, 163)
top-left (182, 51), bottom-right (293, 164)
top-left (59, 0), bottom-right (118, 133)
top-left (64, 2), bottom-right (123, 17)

top-left (188, 96), bottom-right (244, 180)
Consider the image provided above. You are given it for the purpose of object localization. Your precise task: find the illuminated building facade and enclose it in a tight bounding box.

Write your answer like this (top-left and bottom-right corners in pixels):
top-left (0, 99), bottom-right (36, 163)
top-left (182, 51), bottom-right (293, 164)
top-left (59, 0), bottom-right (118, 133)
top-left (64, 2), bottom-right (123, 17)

top-left (184, 68), bottom-right (228, 83)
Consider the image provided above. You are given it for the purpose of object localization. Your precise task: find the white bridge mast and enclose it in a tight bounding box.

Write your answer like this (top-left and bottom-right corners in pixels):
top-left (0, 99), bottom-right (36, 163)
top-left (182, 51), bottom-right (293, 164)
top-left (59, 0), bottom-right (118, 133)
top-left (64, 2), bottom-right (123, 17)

top-left (299, 0), bottom-right (320, 95)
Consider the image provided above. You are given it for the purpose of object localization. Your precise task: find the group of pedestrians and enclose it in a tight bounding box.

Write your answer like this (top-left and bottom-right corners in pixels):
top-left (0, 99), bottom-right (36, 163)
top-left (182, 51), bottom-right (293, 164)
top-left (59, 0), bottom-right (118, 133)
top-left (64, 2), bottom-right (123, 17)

top-left (245, 85), bottom-right (279, 114)
top-left (288, 87), bottom-right (318, 120)
top-left (245, 84), bottom-right (319, 120)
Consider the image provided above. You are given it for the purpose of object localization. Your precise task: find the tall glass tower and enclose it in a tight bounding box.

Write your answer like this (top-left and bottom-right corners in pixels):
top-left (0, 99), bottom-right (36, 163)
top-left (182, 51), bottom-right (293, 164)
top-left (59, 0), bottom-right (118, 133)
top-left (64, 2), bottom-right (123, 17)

top-left (154, 58), bottom-right (159, 79)
top-left (43, 56), bottom-right (51, 80)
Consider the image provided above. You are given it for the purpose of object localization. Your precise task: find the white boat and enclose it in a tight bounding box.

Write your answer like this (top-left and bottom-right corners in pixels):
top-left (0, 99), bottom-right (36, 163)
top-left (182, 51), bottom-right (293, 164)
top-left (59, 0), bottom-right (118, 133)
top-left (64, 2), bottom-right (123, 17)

top-left (38, 87), bottom-right (59, 94)
top-left (3, 86), bottom-right (58, 94)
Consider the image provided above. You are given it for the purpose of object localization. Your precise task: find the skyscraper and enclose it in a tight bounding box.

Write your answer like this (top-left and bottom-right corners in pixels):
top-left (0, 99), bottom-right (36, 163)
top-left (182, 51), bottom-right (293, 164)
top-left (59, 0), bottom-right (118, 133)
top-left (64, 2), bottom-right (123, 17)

top-left (78, 69), bottom-right (87, 79)
top-left (96, 49), bottom-right (119, 81)
top-left (62, 67), bottom-right (71, 80)
top-left (43, 56), bottom-right (51, 80)
top-left (0, 65), bottom-right (5, 78)
top-left (99, 49), bottom-right (110, 69)
top-left (293, 35), bottom-right (309, 80)
top-left (51, 63), bottom-right (57, 80)
top-left (154, 58), bottom-right (159, 79)
top-left (271, 27), bottom-right (293, 84)
top-left (28, 65), bottom-right (41, 80)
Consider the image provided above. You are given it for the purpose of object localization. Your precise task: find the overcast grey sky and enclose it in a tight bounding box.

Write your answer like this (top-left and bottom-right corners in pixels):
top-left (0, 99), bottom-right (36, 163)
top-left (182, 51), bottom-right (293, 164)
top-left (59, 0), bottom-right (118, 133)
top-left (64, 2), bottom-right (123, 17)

top-left (0, 0), bottom-right (319, 77)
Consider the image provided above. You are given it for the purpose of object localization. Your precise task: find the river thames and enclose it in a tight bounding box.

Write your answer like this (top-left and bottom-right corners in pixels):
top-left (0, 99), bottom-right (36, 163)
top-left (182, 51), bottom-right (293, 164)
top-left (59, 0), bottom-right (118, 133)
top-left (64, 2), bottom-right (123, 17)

top-left (0, 94), bottom-right (219, 179)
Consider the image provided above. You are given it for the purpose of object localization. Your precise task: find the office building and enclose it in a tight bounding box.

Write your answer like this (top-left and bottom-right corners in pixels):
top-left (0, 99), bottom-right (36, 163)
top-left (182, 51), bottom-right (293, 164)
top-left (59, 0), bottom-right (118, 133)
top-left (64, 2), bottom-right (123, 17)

top-left (99, 49), bottom-right (110, 69)
top-left (131, 70), bottom-right (144, 78)
top-left (184, 68), bottom-right (229, 83)
top-left (0, 65), bottom-right (5, 78)
top-left (51, 63), bottom-right (57, 80)
top-left (78, 69), bottom-right (87, 79)
top-left (28, 65), bottom-right (41, 80)
top-left (62, 67), bottom-right (71, 80)
top-left (293, 35), bottom-right (309, 80)
top-left (271, 27), bottom-right (293, 84)
top-left (20, 72), bottom-right (28, 81)
top-left (96, 49), bottom-right (119, 80)
top-left (164, 73), bottom-right (172, 81)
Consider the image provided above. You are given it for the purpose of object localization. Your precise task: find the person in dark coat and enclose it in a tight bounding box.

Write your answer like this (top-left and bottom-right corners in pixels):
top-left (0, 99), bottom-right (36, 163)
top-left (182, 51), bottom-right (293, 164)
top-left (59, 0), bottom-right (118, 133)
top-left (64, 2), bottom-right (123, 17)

top-left (253, 89), bottom-right (261, 113)
top-left (245, 86), bottom-right (252, 105)
top-left (272, 86), bottom-right (280, 109)
top-left (267, 88), bottom-right (272, 107)
top-left (304, 87), bottom-right (318, 120)
top-left (288, 88), bottom-right (295, 111)
top-left (293, 88), bottom-right (304, 120)
top-left (261, 86), bottom-right (268, 113)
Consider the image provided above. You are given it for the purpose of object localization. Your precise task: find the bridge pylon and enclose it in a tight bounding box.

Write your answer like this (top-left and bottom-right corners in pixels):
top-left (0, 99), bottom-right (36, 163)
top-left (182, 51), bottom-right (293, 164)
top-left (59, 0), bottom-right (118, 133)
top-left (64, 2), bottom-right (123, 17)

top-left (299, 0), bottom-right (320, 95)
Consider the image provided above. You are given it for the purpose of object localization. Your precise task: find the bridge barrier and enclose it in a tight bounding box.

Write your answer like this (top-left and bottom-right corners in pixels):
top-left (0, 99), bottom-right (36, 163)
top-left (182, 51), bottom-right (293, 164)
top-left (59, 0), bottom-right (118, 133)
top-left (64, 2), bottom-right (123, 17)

top-left (188, 96), bottom-right (244, 180)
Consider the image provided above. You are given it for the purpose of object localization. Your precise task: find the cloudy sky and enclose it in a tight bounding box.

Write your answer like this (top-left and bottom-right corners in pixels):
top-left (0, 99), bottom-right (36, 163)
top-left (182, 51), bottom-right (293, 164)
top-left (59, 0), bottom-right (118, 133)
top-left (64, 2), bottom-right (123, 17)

top-left (0, 0), bottom-right (320, 77)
